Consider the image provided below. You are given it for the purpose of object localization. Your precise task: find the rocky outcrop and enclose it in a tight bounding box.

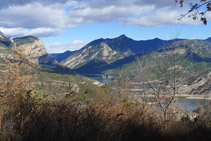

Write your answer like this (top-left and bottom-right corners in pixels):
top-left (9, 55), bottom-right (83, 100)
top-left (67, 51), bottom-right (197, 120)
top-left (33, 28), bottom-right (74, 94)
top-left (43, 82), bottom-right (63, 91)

top-left (0, 31), bottom-right (54, 65)
top-left (179, 71), bottom-right (211, 95)
top-left (189, 71), bottom-right (211, 95)
top-left (14, 38), bottom-right (47, 63)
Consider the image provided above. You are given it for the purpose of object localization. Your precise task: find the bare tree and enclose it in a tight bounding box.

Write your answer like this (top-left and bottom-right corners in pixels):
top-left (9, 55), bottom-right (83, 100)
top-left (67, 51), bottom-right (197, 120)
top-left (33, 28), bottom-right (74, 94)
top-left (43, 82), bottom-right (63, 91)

top-left (176, 0), bottom-right (211, 24)
top-left (135, 40), bottom-right (194, 126)
top-left (112, 70), bottom-right (131, 101)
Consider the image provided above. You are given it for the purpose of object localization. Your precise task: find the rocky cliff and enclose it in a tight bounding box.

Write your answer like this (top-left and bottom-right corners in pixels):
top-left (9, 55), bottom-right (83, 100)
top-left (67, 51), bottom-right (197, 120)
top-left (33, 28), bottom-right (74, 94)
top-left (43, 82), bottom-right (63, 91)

top-left (0, 31), bottom-right (56, 65)
top-left (13, 36), bottom-right (47, 63)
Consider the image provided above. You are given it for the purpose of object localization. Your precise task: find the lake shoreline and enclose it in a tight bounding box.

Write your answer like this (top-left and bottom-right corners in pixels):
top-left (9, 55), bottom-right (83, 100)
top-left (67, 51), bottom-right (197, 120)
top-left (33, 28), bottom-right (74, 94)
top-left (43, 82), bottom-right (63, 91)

top-left (176, 94), bottom-right (211, 100)
top-left (86, 75), bottom-right (211, 100)
top-left (140, 94), bottom-right (211, 100)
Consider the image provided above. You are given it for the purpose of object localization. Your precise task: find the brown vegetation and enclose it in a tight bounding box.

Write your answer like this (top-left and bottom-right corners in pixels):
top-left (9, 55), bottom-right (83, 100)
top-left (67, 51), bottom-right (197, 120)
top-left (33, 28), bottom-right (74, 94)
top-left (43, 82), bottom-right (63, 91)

top-left (0, 50), bottom-right (211, 141)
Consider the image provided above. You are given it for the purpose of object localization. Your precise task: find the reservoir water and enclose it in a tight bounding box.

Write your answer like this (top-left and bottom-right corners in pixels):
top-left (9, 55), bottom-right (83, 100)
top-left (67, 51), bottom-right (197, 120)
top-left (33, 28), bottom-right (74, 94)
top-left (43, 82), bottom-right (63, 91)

top-left (174, 98), bottom-right (211, 111)
top-left (87, 75), bottom-right (211, 111)
top-left (83, 74), bottom-right (113, 83)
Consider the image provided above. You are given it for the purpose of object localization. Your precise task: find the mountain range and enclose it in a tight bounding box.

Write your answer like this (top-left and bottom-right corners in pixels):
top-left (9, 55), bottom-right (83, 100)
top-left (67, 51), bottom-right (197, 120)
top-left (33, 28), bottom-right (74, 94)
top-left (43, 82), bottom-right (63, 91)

top-left (60, 35), bottom-right (177, 69)
top-left (1, 31), bottom-right (210, 76)
top-left (50, 35), bottom-right (211, 75)
top-left (1, 32), bottom-right (211, 96)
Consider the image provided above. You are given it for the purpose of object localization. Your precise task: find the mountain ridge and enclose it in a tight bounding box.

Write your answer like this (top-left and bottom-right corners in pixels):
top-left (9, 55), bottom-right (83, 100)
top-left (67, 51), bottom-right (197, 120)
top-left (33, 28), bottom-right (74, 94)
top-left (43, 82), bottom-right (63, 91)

top-left (61, 35), bottom-right (182, 69)
top-left (60, 35), bottom-right (210, 75)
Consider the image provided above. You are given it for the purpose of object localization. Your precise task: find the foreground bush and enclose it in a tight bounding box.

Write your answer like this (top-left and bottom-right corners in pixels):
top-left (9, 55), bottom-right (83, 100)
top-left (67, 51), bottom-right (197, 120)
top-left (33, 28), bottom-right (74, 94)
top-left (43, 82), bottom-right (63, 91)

top-left (0, 96), bottom-right (211, 141)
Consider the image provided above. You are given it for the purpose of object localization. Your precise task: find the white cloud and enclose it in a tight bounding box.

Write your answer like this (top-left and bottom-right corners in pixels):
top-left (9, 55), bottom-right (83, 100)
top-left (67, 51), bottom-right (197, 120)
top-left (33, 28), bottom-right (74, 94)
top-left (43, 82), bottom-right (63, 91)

top-left (0, 0), bottom-right (205, 37)
top-left (48, 40), bottom-right (89, 53)
top-left (68, 4), bottom-right (155, 23)
top-left (88, 0), bottom-right (175, 8)
top-left (0, 2), bottom-right (70, 28)
top-left (30, 28), bottom-right (64, 37)
top-left (0, 27), bottom-right (63, 37)
top-left (0, 0), bottom-right (74, 9)
top-left (120, 8), bottom-right (201, 27)
top-left (0, 1), bottom-right (75, 37)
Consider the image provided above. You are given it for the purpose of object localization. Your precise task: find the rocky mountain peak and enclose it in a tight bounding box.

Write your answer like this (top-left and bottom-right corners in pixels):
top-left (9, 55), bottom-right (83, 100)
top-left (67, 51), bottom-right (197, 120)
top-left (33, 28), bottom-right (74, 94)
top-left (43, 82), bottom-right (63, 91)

top-left (116, 34), bottom-right (129, 40)
top-left (119, 34), bottom-right (127, 38)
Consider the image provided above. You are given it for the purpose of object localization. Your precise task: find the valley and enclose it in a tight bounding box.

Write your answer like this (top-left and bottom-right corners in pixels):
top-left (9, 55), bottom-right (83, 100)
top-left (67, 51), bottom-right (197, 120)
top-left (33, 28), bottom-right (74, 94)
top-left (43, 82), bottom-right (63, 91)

top-left (1, 31), bottom-right (210, 99)
top-left (50, 35), bottom-right (211, 98)
top-left (1, 0), bottom-right (211, 140)
top-left (0, 31), bottom-right (211, 140)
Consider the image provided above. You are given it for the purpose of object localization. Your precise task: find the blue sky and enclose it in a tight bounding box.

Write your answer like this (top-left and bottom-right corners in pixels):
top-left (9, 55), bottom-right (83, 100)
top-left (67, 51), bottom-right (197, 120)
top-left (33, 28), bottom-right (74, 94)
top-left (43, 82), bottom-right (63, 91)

top-left (0, 0), bottom-right (211, 53)
top-left (42, 23), bottom-right (211, 53)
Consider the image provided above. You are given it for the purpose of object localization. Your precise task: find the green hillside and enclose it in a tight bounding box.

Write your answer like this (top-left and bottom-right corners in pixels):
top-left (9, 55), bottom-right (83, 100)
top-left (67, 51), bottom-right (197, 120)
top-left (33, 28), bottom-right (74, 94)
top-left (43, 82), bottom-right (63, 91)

top-left (0, 58), bottom-right (109, 100)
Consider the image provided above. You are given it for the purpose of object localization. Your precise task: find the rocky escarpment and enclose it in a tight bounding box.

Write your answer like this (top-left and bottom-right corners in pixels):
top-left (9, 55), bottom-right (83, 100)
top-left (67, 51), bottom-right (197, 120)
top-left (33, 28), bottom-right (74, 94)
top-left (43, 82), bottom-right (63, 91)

top-left (179, 71), bottom-right (211, 95)
top-left (13, 36), bottom-right (47, 63)
top-left (0, 31), bottom-right (55, 65)
top-left (189, 71), bottom-right (211, 95)
top-left (61, 42), bottom-right (124, 69)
